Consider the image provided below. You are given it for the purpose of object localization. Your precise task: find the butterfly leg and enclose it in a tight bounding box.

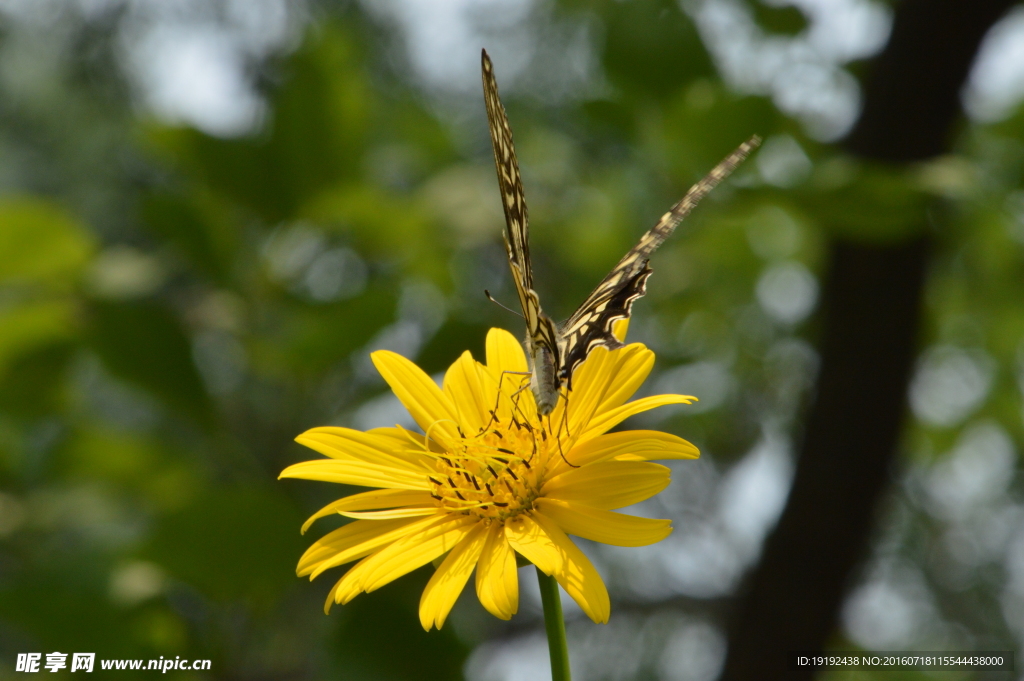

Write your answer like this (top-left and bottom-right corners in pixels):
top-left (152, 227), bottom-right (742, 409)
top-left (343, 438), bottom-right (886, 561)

top-left (505, 375), bottom-right (543, 432)
top-left (481, 370), bottom-right (533, 433)
top-left (548, 393), bottom-right (580, 469)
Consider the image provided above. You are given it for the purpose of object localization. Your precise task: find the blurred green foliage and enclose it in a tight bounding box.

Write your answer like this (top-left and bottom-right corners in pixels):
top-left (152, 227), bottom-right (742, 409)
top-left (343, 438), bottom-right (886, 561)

top-left (0, 1), bottom-right (1023, 679)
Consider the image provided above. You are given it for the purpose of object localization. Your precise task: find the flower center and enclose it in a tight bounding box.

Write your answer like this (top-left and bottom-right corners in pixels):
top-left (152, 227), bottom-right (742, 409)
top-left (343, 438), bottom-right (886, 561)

top-left (428, 417), bottom-right (550, 521)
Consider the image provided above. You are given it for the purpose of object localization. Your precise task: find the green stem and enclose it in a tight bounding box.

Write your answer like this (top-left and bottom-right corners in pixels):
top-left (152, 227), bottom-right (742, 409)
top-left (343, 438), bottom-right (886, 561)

top-left (536, 567), bottom-right (571, 681)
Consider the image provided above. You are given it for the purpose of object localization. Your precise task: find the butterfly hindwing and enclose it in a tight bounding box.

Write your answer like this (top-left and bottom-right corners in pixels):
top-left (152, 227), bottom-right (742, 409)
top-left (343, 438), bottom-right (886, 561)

top-left (557, 264), bottom-right (652, 389)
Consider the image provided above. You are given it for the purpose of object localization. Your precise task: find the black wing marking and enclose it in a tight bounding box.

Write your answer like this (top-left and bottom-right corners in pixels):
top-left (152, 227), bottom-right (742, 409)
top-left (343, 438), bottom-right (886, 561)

top-left (558, 136), bottom-right (761, 386)
top-left (482, 49), bottom-right (561, 363)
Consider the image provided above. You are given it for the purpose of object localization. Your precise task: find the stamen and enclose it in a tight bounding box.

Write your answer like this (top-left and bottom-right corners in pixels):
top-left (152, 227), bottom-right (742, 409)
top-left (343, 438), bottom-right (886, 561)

top-left (424, 394), bottom-right (550, 521)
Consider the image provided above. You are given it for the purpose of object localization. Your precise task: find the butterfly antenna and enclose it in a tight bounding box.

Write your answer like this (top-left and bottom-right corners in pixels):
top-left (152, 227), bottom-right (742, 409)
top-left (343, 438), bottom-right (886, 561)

top-left (484, 290), bottom-right (525, 319)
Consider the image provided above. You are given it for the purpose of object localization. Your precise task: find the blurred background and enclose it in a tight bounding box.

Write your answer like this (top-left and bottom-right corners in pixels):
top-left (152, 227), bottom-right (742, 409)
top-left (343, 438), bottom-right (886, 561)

top-left (1, 0), bottom-right (1023, 679)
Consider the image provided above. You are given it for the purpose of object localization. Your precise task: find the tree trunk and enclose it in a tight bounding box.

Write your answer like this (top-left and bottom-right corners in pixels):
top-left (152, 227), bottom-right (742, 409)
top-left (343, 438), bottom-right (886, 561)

top-left (719, 1), bottom-right (1019, 679)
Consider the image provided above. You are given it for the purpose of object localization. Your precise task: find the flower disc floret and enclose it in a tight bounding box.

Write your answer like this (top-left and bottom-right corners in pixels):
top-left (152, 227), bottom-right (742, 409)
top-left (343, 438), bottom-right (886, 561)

top-left (429, 420), bottom-right (546, 521)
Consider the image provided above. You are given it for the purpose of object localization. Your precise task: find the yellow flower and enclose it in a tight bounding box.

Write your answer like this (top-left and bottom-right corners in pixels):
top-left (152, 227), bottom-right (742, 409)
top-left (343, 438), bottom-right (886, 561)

top-left (280, 327), bottom-right (699, 631)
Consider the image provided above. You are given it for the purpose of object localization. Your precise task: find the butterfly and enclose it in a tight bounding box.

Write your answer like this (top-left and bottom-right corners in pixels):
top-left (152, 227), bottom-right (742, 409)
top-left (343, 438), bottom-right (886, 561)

top-left (481, 49), bottom-right (759, 416)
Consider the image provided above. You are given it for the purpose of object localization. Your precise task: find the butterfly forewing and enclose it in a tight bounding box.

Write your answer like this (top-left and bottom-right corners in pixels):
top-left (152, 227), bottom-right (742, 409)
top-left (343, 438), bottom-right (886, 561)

top-left (557, 137), bottom-right (761, 386)
top-left (482, 49), bottom-right (562, 389)
top-left (481, 51), bottom-right (532, 297)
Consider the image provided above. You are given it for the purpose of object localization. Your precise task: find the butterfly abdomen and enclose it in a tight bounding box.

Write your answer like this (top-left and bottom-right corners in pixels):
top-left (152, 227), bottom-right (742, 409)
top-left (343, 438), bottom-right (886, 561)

top-left (527, 338), bottom-right (560, 415)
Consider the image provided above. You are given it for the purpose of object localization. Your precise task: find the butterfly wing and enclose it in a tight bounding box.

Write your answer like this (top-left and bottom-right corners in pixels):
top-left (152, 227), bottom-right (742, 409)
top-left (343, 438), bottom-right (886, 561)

top-left (558, 136), bottom-right (761, 387)
top-left (481, 50), bottom-right (561, 364)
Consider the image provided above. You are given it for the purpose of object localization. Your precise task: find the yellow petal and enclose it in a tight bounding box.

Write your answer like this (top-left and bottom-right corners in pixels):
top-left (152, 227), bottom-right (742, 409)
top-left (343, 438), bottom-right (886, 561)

top-left (484, 328), bottom-right (537, 422)
top-left (548, 343), bottom-right (654, 447)
top-left (542, 461), bottom-right (671, 510)
top-left (588, 346), bottom-right (656, 423)
top-left (419, 523), bottom-right (488, 630)
top-left (443, 350), bottom-right (489, 434)
top-left (485, 327), bottom-right (528, 379)
top-left (505, 514), bottom-right (558, 575)
top-left (369, 426), bottom-right (440, 452)
top-left (357, 514), bottom-right (480, 593)
top-left (298, 515), bottom-right (430, 578)
top-left (324, 555), bottom-right (373, 613)
top-left (536, 498), bottom-right (672, 547)
top-left (330, 516), bottom-right (466, 605)
top-left (371, 350), bottom-right (461, 445)
top-left (301, 489), bottom-right (435, 533)
top-left (612, 318), bottom-right (628, 342)
top-left (338, 507), bottom-right (438, 520)
top-left (556, 345), bottom-right (615, 440)
top-left (333, 554), bottom-right (375, 605)
top-left (548, 430), bottom-right (698, 476)
top-left (526, 512), bottom-right (611, 624)
top-left (366, 426), bottom-right (420, 443)
top-left (280, 459), bottom-right (429, 491)
top-left (577, 394), bottom-right (696, 444)
top-left (476, 522), bottom-right (519, 620)
top-left (295, 427), bottom-right (432, 473)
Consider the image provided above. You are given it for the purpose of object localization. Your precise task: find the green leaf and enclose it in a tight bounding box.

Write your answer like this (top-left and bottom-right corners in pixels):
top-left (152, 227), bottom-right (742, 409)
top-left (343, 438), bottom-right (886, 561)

top-left (416, 319), bottom-right (490, 375)
top-left (0, 197), bottom-right (96, 287)
top-left (751, 1), bottom-right (809, 36)
top-left (87, 300), bottom-right (212, 426)
top-left (802, 161), bottom-right (932, 243)
top-left (661, 89), bottom-right (781, 181)
top-left (259, 285), bottom-right (397, 377)
top-left (143, 486), bottom-right (305, 608)
top-left (587, 0), bottom-right (715, 99)
top-left (144, 25), bottom-right (373, 223)
top-left (141, 192), bottom-right (235, 283)
top-left (0, 300), bottom-right (77, 377)
top-left (332, 566), bottom-right (470, 681)
top-left (0, 341), bottom-right (74, 418)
